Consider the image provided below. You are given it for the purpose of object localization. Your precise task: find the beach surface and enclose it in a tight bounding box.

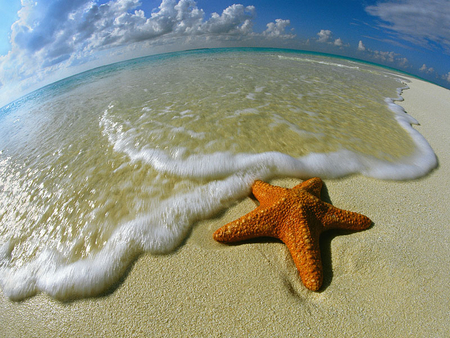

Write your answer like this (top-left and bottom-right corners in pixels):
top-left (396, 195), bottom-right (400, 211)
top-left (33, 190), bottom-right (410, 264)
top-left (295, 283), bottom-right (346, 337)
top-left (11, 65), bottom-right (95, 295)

top-left (1, 77), bottom-right (449, 337)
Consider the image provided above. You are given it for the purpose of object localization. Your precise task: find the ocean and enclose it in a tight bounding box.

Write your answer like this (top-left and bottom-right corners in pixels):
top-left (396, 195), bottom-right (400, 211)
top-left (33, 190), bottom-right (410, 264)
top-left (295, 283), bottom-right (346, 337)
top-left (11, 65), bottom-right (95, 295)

top-left (0, 48), bottom-right (437, 300)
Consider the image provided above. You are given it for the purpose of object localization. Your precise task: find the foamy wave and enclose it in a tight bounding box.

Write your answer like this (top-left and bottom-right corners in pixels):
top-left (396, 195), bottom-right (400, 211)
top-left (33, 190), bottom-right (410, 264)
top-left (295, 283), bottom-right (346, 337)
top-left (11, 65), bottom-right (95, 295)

top-left (100, 101), bottom-right (436, 181)
top-left (0, 171), bottom-right (261, 300)
top-left (0, 128), bottom-right (435, 300)
top-left (278, 55), bottom-right (361, 70)
top-left (0, 63), bottom-right (437, 301)
top-left (100, 87), bottom-right (436, 181)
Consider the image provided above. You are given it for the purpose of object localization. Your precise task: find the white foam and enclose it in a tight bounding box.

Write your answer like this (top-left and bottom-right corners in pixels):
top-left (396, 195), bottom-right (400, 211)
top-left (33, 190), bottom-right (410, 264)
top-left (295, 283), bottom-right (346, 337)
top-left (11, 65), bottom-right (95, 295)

top-left (0, 82), bottom-right (437, 301)
top-left (0, 172), bottom-right (259, 300)
top-left (278, 55), bottom-right (361, 70)
top-left (270, 113), bottom-right (325, 139)
top-left (0, 125), bottom-right (436, 300)
top-left (101, 99), bottom-right (436, 181)
top-left (230, 108), bottom-right (259, 117)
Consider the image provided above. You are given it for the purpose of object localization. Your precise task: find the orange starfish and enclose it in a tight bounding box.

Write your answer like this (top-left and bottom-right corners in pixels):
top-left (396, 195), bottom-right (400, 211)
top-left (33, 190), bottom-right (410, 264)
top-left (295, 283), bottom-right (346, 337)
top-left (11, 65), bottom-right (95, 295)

top-left (213, 178), bottom-right (372, 291)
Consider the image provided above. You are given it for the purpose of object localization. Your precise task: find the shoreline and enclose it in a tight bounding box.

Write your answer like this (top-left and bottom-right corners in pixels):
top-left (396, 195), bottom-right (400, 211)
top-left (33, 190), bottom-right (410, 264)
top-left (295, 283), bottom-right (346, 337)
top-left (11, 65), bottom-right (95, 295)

top-left (1, 77), bottom-right (449, 337)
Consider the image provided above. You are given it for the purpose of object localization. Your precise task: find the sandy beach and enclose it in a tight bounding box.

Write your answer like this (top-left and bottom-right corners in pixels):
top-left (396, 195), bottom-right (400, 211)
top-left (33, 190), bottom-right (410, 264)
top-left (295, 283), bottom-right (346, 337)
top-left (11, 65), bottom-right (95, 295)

top-left (1, 76), bottom-right (449, 337)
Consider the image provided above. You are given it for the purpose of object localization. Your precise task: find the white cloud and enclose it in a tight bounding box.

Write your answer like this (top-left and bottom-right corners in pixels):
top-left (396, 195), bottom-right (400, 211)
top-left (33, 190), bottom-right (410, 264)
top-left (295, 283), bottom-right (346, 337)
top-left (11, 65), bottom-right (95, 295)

top-left (316, 30), bottom-right (346, 47)
top-left (372, 50), bottom-right (396, 63)
top-left (443, 72), bottom-right (450, 82)
top-left (397, 57), bottom-right (409, 67)
top-left (356, 39), bottom-right (409, 67)
top-left (357, 40), bottom-right (366, 51)
top-left (203, 4), bottom-right (255, 35)
top-left (262, 19), bottom-right (295, 38)
top-left (334, 38), bottom-right (343, 47)
top-left (420, 64), bottom-right (435, 73)
top-left (317, 29), bottom-right (332, 43)
top-left (0, 0), bottom-right (294, 106)
top-left (371, 51), bottom-right (409, 68)
top-left (365, 0), bottom-right (450, 53)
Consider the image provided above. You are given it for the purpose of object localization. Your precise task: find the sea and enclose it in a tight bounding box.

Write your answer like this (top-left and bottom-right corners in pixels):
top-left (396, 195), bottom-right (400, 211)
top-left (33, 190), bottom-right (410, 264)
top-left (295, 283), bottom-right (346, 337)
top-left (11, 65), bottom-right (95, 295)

top-left (0, 48), bottom-right (437, 300)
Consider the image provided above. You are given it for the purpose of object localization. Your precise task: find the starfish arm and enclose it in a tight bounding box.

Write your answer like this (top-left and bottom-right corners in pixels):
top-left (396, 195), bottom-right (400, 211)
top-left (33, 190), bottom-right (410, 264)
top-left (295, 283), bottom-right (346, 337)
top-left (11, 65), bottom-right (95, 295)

top-left (281, 227), bottom-right (323, 291)
top-left (213, 206), bottom-right (279, 242)
top-left (293, 177), bottom-right (323, 198)
top-left (320, 203), bottom-right (372, 231)
top-left (252, 180), bottom-right (288, 206)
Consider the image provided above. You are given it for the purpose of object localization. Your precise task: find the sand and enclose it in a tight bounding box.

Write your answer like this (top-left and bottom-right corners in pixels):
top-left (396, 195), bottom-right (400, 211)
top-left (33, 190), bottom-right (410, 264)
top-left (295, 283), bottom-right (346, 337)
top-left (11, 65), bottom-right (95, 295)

top-left (1, 77), bottom-right (449, 337)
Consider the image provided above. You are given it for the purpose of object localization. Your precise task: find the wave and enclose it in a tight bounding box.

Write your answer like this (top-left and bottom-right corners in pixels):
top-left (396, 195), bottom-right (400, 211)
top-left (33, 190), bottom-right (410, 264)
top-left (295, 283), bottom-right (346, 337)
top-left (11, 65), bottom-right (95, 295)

top-left (0, 49), bottom-right (437, 301)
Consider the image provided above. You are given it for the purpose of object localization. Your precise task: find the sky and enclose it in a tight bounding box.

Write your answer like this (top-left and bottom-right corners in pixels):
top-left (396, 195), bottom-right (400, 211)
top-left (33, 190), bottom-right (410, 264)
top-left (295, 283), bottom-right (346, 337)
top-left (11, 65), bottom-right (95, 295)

top-left (1, 0), bottom-right (450, 107)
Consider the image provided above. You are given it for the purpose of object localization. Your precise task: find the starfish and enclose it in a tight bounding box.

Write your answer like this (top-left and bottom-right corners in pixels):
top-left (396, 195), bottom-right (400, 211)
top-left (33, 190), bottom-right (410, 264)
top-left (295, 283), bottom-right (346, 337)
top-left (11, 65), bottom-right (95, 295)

top-left (213, 177), bottom-right (372, 291)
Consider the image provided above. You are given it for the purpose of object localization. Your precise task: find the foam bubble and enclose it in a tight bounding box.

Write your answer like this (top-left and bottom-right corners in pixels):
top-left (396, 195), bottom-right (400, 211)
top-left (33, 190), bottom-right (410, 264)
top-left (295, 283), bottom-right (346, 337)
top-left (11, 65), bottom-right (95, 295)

top-left (0, 172), bottom-right (259, 300)
top-left (278, 55), bottom-right (361, 70)
top-left (0, 121), bottom-right (436, 300)
top-left (0, 50), bottom-right (438, 301)
top-left (101, 101), bottom-right (436, 181)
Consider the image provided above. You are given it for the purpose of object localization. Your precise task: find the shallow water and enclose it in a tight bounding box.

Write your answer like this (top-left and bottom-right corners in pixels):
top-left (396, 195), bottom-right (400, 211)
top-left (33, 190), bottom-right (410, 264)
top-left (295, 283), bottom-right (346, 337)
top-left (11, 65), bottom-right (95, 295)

top-left (0, 48), bottom-right (436, 300)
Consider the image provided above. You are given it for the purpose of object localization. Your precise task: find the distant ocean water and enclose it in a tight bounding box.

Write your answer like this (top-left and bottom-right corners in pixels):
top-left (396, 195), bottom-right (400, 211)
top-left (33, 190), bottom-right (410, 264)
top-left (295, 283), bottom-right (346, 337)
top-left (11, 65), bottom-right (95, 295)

top-left (0, 48), bottom-right (436, 300)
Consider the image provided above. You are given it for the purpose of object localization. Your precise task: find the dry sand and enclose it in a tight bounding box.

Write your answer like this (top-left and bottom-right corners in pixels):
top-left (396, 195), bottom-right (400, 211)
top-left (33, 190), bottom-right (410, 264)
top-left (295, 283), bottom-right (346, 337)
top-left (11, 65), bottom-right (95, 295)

top-left (1, 77), bottom-right (449, 337)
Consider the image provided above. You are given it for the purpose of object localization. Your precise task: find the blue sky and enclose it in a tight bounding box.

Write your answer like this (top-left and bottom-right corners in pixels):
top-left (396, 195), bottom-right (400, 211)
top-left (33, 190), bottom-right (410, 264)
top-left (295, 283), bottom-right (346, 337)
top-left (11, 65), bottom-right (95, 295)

top-left (1, 0), bottom-right (450, 107)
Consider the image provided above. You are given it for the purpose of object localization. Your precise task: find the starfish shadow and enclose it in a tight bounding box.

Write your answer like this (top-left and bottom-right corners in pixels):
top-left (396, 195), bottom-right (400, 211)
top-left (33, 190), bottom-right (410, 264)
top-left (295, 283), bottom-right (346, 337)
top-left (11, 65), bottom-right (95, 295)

top-left (215, 233), bottom-right (337, 294)
top-left (317, 182), bottom-right (374, 291)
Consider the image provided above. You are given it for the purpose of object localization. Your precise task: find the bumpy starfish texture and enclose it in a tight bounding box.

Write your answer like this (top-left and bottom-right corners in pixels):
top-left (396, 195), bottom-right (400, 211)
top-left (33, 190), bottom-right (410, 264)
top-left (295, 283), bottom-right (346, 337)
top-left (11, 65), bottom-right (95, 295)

top-left (213, 177), bottom-right (372, 291)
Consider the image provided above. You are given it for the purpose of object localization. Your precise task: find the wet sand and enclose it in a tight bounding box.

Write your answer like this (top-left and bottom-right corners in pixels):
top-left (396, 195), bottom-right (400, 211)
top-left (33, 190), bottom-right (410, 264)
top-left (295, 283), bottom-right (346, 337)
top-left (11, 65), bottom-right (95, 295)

top-left (1, 77), bottom-right (449, 337)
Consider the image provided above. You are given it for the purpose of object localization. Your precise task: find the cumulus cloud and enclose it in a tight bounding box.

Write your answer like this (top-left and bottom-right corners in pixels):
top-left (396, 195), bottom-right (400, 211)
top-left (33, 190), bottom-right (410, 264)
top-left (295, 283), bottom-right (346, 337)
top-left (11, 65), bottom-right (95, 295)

top-left (262, 19), bottom-right (295, 38)
top-left (443, 72), bottom-right (450, 82)
top-left (365, 0), bottom-right (450, 53)
top-left (371, 50), bottom-right (409, 68)
top-left (357, 39), bottom-right (409, 67)
top-left (372, 50), bottom-right (397, 63)
top-left (316, 29), bottom-right (346, 47)
top-left (397, 57), bottom-right (409, 67)
top-left (317, 29), bottom-right (332, 43)
top-left (202, 4), bottom-right (255, 35)
top-left (0, 0), bottom-right (294, 106)
top-left (334, 38), bottom-right (343, 46)
top-left (357, 40), bottom-right (366, 51)
top-left (420, 64), bottom-right (435, 73)
top-left (72, 1), bottom-right (256, 50)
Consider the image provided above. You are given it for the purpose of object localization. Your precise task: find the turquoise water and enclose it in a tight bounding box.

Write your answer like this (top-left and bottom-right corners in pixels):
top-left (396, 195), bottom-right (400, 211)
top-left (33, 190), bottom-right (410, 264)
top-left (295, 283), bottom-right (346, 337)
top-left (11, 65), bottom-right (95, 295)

top-left (0, 48), bottom-right (436, 300)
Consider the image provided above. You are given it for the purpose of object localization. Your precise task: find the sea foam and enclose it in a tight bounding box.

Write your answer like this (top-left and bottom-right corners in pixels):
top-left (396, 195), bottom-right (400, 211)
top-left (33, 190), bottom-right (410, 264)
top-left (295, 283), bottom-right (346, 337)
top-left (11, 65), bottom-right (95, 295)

top-left (1, 93), bottom-right (436, 300)
top-left (0, 49), bottom-right (438, 300)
